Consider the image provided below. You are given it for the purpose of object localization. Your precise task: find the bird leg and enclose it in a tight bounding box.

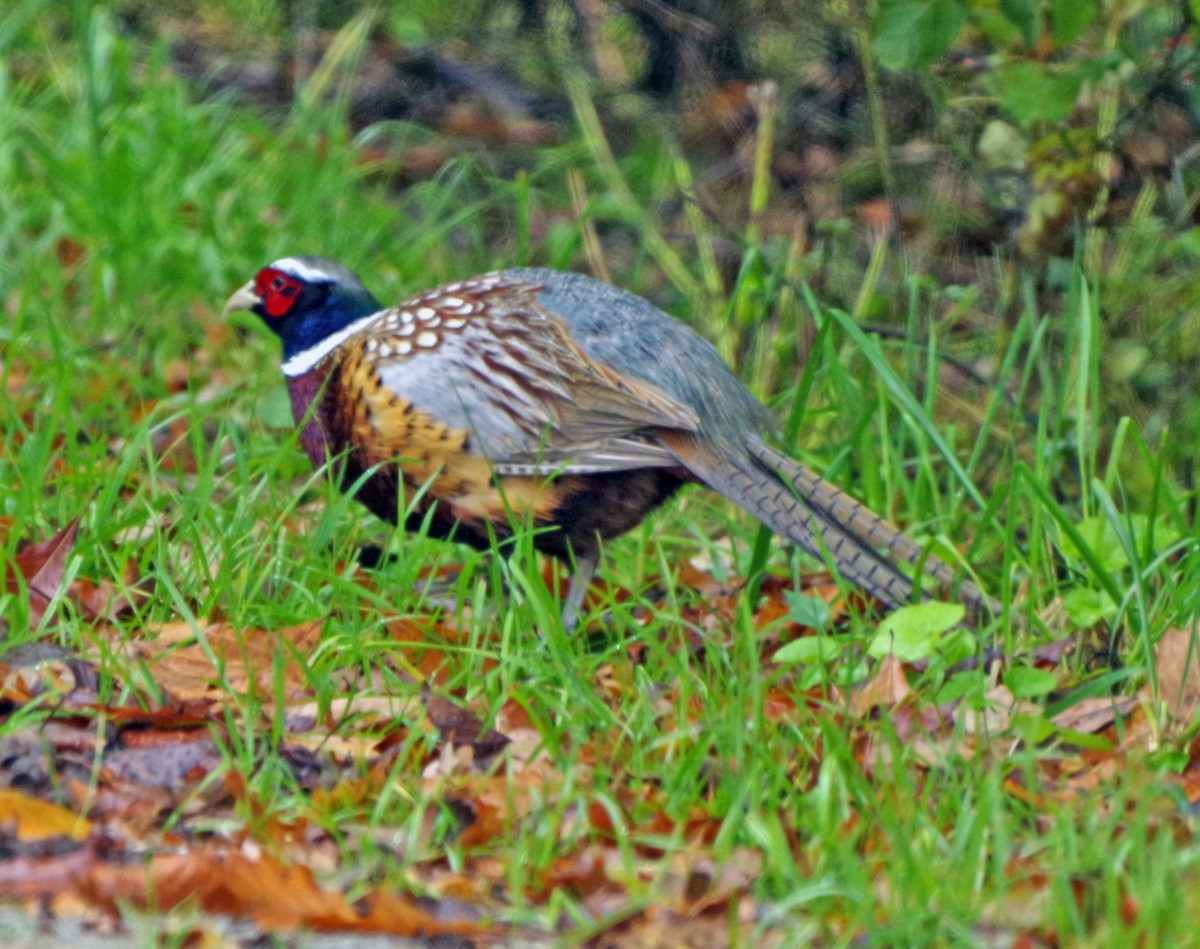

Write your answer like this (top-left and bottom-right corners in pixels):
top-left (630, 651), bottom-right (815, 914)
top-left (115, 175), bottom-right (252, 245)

top-left (560, 551), bottom-right (598, 632)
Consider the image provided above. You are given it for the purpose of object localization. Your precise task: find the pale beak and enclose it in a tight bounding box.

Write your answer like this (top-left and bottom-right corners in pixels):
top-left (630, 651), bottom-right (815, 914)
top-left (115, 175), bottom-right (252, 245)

top-left (223, 281), bottom-right (261, 317)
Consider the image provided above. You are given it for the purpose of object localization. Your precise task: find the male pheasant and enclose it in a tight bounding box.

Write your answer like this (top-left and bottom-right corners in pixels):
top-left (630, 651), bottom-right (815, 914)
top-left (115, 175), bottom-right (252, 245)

top-left (225, 256), bottom-right (993, 627)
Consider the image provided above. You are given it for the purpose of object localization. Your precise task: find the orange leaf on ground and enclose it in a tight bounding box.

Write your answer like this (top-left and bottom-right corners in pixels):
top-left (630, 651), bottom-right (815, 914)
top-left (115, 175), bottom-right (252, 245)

top-left (126, 619), bottom-right (323, 708)
top-left (0, 662), bottom-right (35, 704)
top-left (537, 845), bottom-right (613, 899)
top-left (596, 902), bottom-right (763, 948)
top-left (68, 774), bottom-right (175, 832)
top-left (0, 788), bottom-right (91, 841)
top-left (0, 841), bottom-right (496, 937)
top-left (383, 615), bottom-right (490, 684)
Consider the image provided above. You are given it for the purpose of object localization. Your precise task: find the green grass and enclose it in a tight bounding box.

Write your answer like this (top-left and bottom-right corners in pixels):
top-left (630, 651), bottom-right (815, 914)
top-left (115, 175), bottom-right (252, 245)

top-left (2, 6), bottom-right (1199, 946)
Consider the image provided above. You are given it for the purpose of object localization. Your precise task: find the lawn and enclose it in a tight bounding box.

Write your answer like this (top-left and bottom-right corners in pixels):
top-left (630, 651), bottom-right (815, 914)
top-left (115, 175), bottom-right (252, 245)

top-left (2, 3), bottom-right (1199, 946)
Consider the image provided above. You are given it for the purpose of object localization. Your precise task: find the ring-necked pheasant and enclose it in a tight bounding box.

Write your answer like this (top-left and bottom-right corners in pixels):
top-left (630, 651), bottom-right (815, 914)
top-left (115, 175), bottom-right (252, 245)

top-left (225, 256), bottom-right (993, 627)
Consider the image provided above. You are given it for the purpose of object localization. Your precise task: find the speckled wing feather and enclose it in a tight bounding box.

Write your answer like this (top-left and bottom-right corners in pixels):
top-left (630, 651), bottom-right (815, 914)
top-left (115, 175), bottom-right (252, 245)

top-left (346, 273), bottom-right (700, 476)
top-left (507, 268), bottom-right (777, 449)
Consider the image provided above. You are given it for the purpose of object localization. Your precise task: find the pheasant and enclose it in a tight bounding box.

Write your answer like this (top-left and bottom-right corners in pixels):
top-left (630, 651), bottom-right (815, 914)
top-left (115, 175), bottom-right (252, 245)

top-left (225, 256), bottom-right (994, 627)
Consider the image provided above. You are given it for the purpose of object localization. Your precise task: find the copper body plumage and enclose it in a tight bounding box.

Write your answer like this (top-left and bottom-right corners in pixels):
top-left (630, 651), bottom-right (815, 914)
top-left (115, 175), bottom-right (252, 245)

top-left (225, 256), bottom-right (993, 626)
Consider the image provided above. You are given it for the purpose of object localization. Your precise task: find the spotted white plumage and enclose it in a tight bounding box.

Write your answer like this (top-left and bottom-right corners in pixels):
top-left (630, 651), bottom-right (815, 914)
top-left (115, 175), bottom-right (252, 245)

top-left (281, 276), bottom-right (508, 377)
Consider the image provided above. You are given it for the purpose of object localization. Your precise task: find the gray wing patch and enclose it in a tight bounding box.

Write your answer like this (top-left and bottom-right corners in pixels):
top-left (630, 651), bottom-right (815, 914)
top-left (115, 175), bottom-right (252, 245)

top-left (370, 311), bottom-right (696, 475)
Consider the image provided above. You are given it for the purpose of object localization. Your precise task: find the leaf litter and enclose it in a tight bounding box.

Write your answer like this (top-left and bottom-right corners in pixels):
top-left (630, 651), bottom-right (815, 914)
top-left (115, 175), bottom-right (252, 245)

top-left (0, 515), bottom-right (1193, 946)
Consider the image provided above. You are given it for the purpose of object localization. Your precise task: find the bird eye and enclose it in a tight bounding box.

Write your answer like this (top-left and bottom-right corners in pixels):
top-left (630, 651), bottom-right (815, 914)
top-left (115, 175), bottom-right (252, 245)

top-left (255, 269), bottom-right (302, 318)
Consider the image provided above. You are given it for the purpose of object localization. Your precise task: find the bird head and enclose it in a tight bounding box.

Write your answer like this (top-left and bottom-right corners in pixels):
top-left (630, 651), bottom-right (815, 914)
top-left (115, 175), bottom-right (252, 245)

top-left (224, 256), bottom-right (382, 362)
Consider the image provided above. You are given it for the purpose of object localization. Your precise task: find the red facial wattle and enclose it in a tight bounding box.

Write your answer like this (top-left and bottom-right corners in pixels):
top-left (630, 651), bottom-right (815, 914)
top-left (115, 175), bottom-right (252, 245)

top-left (254, 268), bottom-right (303, 318)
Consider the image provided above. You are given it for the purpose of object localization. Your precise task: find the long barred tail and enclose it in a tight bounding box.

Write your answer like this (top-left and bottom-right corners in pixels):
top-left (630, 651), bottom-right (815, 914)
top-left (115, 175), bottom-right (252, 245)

top-left (666, 433), bottom-right (997, 618)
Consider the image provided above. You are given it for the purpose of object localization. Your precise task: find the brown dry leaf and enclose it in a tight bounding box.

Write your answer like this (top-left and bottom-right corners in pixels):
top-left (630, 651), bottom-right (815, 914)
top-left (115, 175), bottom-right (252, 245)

top-left (0, 719), bottom-right (103, 793)
top-left (382, 615), bottom-right (488, 684)
top-left (537, 844), bottom-right (615, 899)
top-left (137, 620), bottom-right (201, 647)
top-left (675, 846), bottom-right (763, 915)
top-left (857, 197), bottom-right (897, 232)
top-left (395, 143), bottom-right (452, 178)
top-left (597, 902), bottom-right (768, 949)
top-left (684, 79), bottom-right (753, 140)
top-left (762, 687), bottom-right (799, 723)
top-left (0, 788), bottom-right (91, 841)
top-left (56, 236), bottom-right (86, 270)
top-left (442, 773), bottom-right (553, 851)
top-left (83, 704), bottom-right (215, 729)
top-left (285, 693), bottom-right (424, 760)
top-left (1051, 695), bottom-right (1139, 736)
top-left (0, 842), bottom-right (496, 937)
top-left (0, 662), bottom-right (34, 704)
top-left (128, 619), bottom-right (324, 708)
top-left (71, 563), bottom-right (145, 623)
top-left (417, 866), bottom-right (496, 905)
top-left (455, 792), bottom-right (509, 849)
top-left (854, 653), bottom-right (912, 715)
top-left (979, 855), bottom-right (1056, 936)
top-left (1054, 750), bottom-right (1128, 798)
top-left (423, 688), bottom-right (510, 758)
top-left (7, 518), bottom-right (80, 625)
top-left (751, 581), bottom-right (792, 630)
top-left (1029, 636), bottom-right (1076, 667)
top-left (69, 774), bottom-right (177, 833)
top-left (1154, 626), bottom-right (1200, 726)
top-left (5, 519), bottom-right (146, 627)
top-left (676, 562), bottom-right (734, 599)
top-left (105, 850), bottom-right (369, 931)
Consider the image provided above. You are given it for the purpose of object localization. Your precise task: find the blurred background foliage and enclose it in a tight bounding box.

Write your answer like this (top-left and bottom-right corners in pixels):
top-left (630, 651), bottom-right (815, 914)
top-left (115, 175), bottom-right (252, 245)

top-left (5, 0), bottom-right (1200, 501)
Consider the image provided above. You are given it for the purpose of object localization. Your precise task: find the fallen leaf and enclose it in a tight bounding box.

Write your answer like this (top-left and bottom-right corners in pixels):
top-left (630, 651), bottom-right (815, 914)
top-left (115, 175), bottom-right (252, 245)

top-left (0, 841), bottom-right (497, 937)
top-left (7, 518), bottom-right (80, 626)
top-left (855, 653), bottom-right (912, 714)
top-left (0, 788), bottom-right (91, 841)
top-left (125, 619), bottom-right (324, 708)
top-left (1051, 695), bottom-right (1139, 735)
top-left (423, 688), bottom-right (510, 758)
top-left (1154, 626), bottom-right (1200, 725)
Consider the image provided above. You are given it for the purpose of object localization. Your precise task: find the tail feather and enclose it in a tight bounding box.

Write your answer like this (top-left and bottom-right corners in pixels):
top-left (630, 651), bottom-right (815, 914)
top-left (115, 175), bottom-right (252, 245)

top-left (666, 434), bottom-right (997, 618)
top-left (747, 441), bottom-right (958, 584)
top-left (752, 441), bottom-right (998, 616)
